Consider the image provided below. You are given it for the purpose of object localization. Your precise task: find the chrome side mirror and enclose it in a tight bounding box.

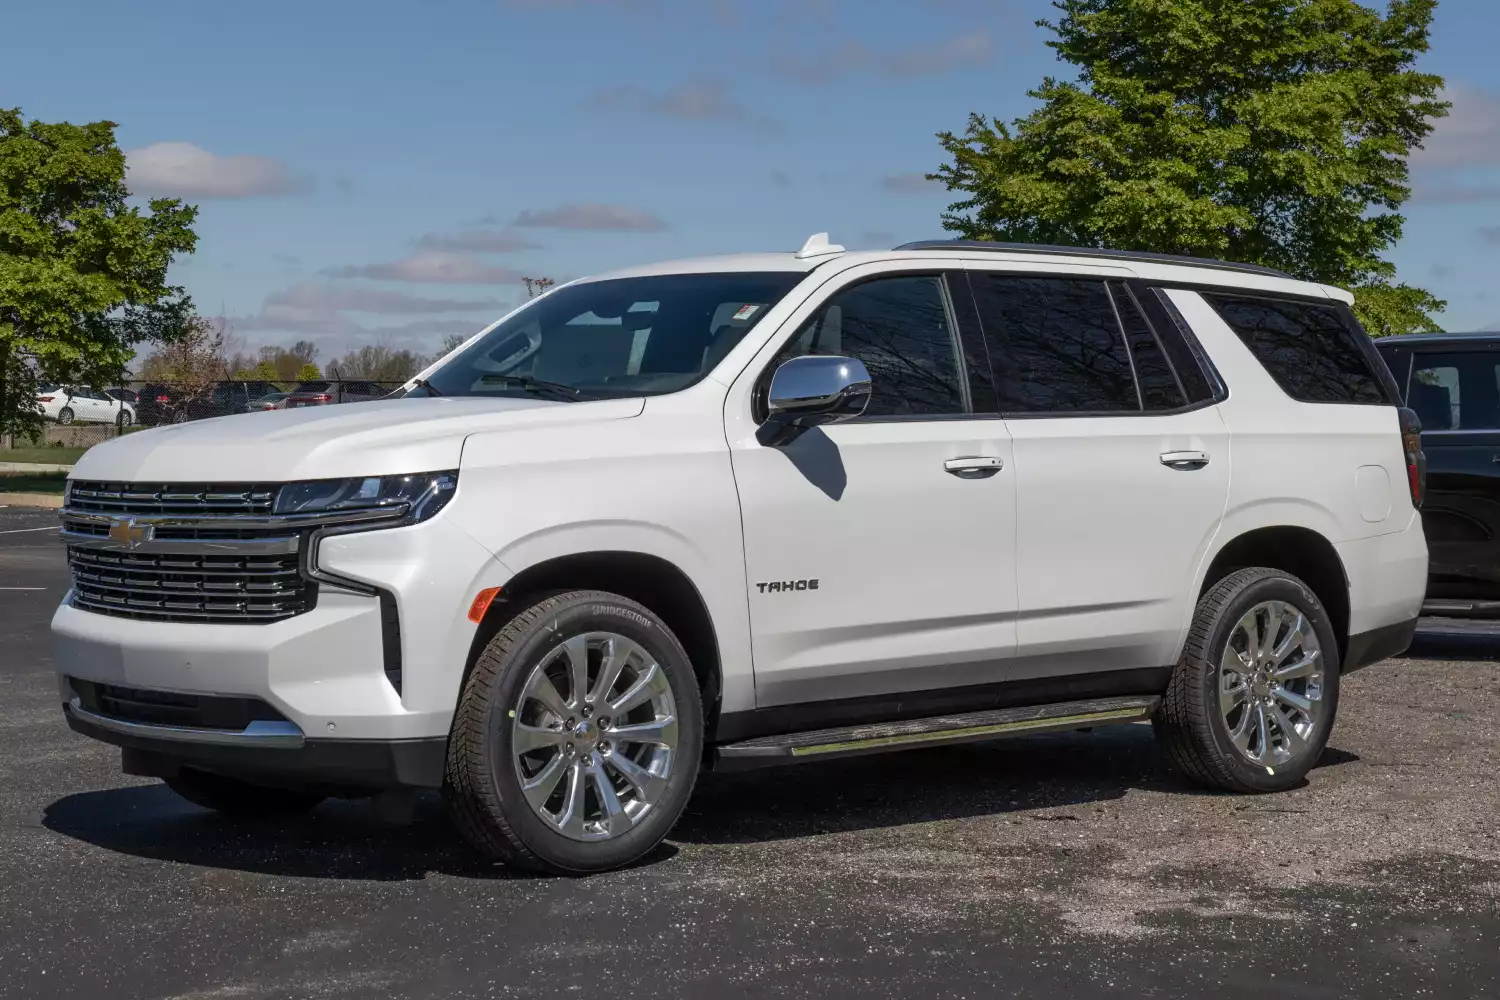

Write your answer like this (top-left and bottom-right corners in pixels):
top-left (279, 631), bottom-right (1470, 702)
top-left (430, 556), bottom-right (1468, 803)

top-left (757, 355), bottom-right (872, 446)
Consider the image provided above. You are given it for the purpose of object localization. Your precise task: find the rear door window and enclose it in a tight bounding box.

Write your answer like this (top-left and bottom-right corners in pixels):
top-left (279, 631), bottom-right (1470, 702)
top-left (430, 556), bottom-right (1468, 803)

top-left (1409, 352), bottom-right (1500, 431)
top-left (966, 274), bottom-right (1140, 413)
top-left (1201, 294), bottom-right (1390, 405)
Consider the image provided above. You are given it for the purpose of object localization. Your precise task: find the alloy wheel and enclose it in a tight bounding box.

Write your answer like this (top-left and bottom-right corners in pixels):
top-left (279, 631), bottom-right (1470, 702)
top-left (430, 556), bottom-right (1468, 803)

top-left (511, 632), bottom-right (678, 842)
top-left (1219, 600), bottom-right (1325, 768)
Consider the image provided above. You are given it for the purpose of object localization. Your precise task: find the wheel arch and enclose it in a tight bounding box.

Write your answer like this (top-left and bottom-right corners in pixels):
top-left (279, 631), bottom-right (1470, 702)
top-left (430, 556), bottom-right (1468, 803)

top-left (469, 550), bottom-right (725, 738)
top-left (1198, 525), bottom-right (1351, 664)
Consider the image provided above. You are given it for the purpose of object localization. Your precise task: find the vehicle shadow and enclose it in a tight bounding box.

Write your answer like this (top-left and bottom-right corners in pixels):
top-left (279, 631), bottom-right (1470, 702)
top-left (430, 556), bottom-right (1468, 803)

top-left (676, 724), bottom-right (1356, 844)
top-left (42, 724), bottom-right (1359, 880)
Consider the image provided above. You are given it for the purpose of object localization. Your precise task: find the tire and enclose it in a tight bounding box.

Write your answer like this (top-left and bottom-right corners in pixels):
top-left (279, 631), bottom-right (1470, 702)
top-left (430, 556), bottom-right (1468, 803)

top-left (1155, 567), bottom-right (1341, 793)
top-left (56, 407), bottom-right (74, 426)
top-left (444, 590), bottom-right (704, 874)
top-left (165, 769), bottom-right (326, 816)
top-left (170, 410), bottom-right (188, 424)
top-left (116, 409), bottom-right (133, 428)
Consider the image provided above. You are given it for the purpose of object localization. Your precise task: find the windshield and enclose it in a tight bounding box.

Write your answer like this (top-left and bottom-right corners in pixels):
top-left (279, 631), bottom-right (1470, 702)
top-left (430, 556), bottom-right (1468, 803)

top-left (409, 272), bottom-right (803, 400)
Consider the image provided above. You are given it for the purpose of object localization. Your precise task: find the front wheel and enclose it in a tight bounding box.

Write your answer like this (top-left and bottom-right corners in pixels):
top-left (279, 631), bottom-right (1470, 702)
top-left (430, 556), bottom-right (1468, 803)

top-left (116, 409), bottom-right (133, 428)
top-left (56, 407), bottom-right (75, 426)
top-left (1155, 567), bottom-right (1341, 793)
top-left (444, 590), bottom-right (704, 874)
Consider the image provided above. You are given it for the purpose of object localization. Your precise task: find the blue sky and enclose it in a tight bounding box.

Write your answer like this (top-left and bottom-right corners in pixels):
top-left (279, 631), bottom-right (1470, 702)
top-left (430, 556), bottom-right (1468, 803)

top-left (5, 0), bottom-right (1500, 360)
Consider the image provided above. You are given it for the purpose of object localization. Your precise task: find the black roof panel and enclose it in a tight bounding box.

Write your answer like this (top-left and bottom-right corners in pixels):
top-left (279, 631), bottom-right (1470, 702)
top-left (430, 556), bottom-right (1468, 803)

top-left (1373, 331), bottom-right (1500, 345)
top-left (892, 239), bottom-right (1295, 280)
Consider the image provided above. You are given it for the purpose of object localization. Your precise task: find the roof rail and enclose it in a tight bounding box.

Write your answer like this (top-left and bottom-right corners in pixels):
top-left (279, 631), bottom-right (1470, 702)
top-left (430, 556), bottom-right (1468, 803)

top-left (891, 239), bottom-right (1294, 279)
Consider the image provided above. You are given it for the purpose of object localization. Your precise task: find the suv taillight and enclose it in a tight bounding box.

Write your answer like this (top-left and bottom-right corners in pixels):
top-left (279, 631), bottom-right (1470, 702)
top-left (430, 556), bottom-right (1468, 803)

top-left (155, 394), bottom-right (170, 403)
top-left (1398, 407), bottom-right (1425, 508)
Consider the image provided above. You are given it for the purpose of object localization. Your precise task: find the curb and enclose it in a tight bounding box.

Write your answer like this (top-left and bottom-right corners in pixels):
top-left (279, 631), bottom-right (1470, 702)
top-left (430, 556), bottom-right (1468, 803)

top-left (0, 462), bottom-right (73, 473)
top-left (0, 492), bottom-right (63, 509)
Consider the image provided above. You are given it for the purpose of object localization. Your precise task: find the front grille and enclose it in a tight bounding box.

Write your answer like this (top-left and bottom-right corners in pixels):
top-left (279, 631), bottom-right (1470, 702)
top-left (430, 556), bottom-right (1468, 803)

top-left (65, 520), bottom-right (292, 543)
top-left (67, 481), bottom-right (278, 516)
top-left (70, 679), bottom-right (289, 730)
top-left (67, 547), bottom-right (313, 623)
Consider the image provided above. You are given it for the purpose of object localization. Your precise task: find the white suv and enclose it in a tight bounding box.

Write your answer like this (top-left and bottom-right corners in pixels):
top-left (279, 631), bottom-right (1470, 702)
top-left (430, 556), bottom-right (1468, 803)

top-left (51, 236), bottom-right (1428, 873)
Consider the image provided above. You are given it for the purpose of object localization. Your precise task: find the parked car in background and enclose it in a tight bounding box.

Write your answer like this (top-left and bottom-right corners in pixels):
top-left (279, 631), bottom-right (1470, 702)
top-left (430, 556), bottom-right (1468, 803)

top-left (134, 384), bottom-right (179, 427)
top-left (104, 387), bottom-right (140, 406)
top-left (184, 381), bottom-right (283, 420)
top-left (1377, 333), bottom-right (1500, 619)
top-left (135, 381), bottom-right (285, 424)
top-left (54, 236), bottom-right (1427, 874)
top-left (36, 385), bottom-right (136, 426)
top-left (285, 380), bottom-right (389, 406)
top-left (250, 391), bottom-right (292, 411)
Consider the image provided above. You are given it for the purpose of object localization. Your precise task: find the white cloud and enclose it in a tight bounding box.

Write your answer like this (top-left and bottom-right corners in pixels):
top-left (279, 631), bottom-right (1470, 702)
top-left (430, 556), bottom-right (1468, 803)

top-left (1411, 177), bottom-right (1500, 204)
top-left (774, 31), bottom-right (995, 85)
top-left (417, 229), bottom-right (542, 253)
top-left (1414, 85), bottom-right (1500, 169)
top-left (512, 202), bottom-right (668, 231)
top-left (126, 142), bottom-right (307, 199)
top-left (325, 252), bottom-right (526, 285)
top-left (237, 282), bottom-right (502, 337)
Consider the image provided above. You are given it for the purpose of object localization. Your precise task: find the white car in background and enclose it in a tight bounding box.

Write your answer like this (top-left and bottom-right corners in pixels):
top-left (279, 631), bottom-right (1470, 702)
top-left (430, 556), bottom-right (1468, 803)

top-left (36, 385), bottom-right (137, 426)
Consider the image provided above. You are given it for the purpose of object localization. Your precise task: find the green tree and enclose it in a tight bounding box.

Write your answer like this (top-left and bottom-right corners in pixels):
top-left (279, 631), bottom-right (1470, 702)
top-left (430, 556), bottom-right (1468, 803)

top-left (234, 359), bottom-right (283, 385)
top-left (0, 108), bottom-right (198, 436)
top-left (933, 0), bottom-right (1448, 335)
top-left (296, 362), bottom-right (321, 381)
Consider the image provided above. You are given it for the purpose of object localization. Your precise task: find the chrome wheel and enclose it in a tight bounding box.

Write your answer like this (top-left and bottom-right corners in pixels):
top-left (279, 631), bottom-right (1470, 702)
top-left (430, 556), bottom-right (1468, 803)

top-left (511, 632), bottom-right (678, 842)
top-left (1219, 600), bottom-right (1325, 768)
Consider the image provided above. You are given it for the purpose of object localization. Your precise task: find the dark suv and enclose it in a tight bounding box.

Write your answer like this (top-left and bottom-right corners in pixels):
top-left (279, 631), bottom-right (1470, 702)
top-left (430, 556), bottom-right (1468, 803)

top-left (285, 380), bottom-right (389, 407)
top-left (1377, 333), bottom-right (1500, 618)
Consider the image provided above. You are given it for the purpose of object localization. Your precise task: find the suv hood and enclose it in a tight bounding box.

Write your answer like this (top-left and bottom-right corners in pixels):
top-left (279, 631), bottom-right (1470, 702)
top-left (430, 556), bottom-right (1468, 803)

top-left (71, 396), bottom-right (646, 483)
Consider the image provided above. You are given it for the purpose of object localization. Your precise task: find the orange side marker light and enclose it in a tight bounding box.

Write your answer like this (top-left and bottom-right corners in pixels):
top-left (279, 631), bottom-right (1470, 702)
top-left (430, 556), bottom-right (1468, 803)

top-left (468, 586), bottom-right (502, 623)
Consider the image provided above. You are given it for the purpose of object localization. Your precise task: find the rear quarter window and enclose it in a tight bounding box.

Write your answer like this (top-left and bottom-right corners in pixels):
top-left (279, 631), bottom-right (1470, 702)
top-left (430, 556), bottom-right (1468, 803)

top-left (1201, 293), bottom-right (1391, 405)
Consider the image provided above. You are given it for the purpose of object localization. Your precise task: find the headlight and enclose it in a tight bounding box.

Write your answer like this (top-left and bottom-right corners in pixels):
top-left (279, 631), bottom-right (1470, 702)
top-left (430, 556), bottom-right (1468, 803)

top-left (274, 471), bottom-right (458, 524)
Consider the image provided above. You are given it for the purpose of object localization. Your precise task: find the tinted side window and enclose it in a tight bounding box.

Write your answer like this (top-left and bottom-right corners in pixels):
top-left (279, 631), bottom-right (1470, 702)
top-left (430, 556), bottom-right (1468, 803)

top-left (1108, 281), bottom-right (1185, 411)
top-left (1410, 351), bottom-right (1500, 431)
top-left (968, 275), bottom-right (1139, 413)
top-left (1202, 294), bottom-right (1389, 405)
top-left (775, 275), bottom-right (966, 417)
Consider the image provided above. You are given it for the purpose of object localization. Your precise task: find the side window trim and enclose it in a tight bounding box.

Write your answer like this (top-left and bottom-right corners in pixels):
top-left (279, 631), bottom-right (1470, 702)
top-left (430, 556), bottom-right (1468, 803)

top-left (1336, 302), bottom-right (1403, 406)
top-left (1103, 282), bottom-right (1147, 411)
top-left (1109, 282), bottom-right (1185, 407)
top-left (1130, 282), bottom-right (1228, 405)
top-left (752, 269), bottom-right (984, 423)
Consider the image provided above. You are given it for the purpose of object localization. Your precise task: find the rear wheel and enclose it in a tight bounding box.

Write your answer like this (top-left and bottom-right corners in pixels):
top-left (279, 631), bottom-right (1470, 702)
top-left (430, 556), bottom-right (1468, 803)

top-left (444, 590), bottom-right (703, 874)
top-left (165, 769), bottom-right (326, 816)
top-left (116, 409), bottom-right (133, 428)
top-left (1155, 567), bottom-right (1340, 793)
top-left (56, 407), bottom-right (74, 426)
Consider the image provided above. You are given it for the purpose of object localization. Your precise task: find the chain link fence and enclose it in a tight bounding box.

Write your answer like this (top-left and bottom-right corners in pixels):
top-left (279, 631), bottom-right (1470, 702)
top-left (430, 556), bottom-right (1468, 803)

top-left (4, 379), bottom-right (407, 454)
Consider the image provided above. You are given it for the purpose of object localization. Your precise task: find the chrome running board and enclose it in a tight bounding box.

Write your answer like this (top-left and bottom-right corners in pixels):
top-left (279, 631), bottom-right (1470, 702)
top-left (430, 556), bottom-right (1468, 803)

top-left (714, 695), bottom-right (1159, 769)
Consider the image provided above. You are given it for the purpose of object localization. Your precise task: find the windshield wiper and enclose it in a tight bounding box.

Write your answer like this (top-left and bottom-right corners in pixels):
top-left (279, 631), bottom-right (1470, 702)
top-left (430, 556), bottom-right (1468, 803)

top-left (480, 376), bottom-right (598, 401)
top-left (409, 378), bottom-right (441, 397)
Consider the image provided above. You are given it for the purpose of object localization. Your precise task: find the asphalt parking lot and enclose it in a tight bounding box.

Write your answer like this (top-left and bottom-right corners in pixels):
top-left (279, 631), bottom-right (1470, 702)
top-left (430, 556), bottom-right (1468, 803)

top-left (2, 504), bottom-right (1498, 1000)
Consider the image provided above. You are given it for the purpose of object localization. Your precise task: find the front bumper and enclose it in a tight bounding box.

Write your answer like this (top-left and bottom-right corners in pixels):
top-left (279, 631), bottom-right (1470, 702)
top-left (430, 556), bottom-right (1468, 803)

top-left (51, 490), bottom-right (505, 787)
top-left (62, 695), bottom-right (446, 789)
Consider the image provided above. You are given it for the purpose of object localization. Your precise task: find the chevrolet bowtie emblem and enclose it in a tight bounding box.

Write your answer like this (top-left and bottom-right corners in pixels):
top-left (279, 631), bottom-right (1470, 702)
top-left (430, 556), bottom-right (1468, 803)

top-left (107, 518), bottom-right (154, 550)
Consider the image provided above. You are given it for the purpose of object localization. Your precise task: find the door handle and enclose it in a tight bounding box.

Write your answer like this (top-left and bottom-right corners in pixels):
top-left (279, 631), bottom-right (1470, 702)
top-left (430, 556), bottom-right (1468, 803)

top-left (1160, 451), bottom-right (1210, 469)
top-left (944, 456), bottom-right (1004, 478)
